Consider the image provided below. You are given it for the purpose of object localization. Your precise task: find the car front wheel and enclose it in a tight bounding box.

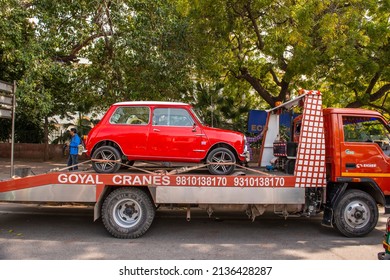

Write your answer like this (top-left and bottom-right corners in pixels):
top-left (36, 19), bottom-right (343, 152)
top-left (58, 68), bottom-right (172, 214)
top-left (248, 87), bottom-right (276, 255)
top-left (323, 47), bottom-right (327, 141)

top-left (206, 147), bottom-right (236, 175)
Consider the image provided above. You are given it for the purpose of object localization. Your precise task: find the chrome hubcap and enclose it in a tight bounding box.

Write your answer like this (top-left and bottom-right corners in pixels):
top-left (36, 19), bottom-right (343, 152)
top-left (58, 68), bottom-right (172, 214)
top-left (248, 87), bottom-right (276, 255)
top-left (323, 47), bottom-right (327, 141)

top-left (96, 150), bottom-right (117, 171)
top-left (113, 198), bottom-right (142, 228)
top-left (210, 151), bottom-right (233, 173)
top-left (344, 200), bottom-right (370, 229)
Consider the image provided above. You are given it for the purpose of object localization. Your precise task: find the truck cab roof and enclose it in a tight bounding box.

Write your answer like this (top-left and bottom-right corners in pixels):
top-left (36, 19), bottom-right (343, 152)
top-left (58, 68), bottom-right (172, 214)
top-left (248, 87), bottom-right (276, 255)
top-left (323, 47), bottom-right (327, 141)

top-left (323, 107), bottom-right (383, 117)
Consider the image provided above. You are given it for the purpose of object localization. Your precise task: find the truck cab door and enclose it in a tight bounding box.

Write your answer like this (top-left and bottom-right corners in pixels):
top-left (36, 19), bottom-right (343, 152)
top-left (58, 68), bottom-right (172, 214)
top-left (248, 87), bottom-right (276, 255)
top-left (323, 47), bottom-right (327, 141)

top-left (340, 115), bottom-right (390, 195)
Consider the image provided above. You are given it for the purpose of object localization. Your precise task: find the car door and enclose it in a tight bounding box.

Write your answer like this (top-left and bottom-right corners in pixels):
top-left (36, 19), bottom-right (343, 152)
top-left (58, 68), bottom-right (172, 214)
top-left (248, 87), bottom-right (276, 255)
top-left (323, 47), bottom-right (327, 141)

top-left (148, 107), bottom-right (205, 161)
top-left (108, 106), bottom-right (150, 157)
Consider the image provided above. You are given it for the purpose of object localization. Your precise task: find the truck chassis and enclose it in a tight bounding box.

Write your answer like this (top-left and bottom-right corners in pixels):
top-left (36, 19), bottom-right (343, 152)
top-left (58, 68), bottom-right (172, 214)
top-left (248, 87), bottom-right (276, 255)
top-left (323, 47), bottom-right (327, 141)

top-left (0, 90), bottom-right (388, 238)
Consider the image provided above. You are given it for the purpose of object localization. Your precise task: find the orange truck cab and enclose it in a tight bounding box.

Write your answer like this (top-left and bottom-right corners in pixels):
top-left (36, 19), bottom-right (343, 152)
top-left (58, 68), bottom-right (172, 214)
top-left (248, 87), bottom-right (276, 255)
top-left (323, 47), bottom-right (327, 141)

top-left (321, 108), bottom-right (390, 236)
top-left (260, 90), bottom-right (390, 237)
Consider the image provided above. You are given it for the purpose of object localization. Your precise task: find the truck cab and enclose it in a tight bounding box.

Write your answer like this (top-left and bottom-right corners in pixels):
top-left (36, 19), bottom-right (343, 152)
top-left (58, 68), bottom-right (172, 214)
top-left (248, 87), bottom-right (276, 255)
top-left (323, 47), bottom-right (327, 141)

top-left (323, 108), bottom-right (390, 187)
top-left (262, 91), bottom-right (390, 237)
top-left (323, 109), bottom-right (390, 201)
top-left (321, 108), bottom-right (390, 236)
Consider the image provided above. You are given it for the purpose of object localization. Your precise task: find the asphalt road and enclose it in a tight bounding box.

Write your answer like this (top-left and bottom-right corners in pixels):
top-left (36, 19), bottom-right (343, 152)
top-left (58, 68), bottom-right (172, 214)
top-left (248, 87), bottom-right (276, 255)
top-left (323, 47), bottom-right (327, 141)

top-left (0, 203), bottom-right (387, 260)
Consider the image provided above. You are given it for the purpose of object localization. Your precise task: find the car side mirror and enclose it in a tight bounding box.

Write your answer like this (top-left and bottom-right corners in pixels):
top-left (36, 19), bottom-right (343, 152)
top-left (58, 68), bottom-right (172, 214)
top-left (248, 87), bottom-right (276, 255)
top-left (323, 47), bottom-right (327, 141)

top-left (192, 123), bottom-right (197, 132)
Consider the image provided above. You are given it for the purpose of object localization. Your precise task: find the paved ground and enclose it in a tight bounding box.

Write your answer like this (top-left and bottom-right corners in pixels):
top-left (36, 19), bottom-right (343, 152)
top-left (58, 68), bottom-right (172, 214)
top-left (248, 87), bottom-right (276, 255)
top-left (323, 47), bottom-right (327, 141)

top-left (0, 203), bottom-right (388, 260)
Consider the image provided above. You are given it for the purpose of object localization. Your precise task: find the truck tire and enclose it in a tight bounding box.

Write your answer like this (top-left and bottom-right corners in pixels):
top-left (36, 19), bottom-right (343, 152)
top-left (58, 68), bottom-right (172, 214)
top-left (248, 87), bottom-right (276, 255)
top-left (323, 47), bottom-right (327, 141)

top-left (101, 188), bottom-right (155, 239)
top-left (207, 147), bottom-right (236, 175)
top-left (92, 146), bottom-right (121, 173)
top-left (333, 189), bottom-right (378, 237)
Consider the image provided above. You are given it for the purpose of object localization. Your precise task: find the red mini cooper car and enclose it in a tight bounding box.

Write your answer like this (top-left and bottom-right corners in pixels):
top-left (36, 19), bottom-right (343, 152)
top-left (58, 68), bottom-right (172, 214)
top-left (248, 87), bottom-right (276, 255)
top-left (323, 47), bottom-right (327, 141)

top-left (85, 101), bottom-right (249, 175)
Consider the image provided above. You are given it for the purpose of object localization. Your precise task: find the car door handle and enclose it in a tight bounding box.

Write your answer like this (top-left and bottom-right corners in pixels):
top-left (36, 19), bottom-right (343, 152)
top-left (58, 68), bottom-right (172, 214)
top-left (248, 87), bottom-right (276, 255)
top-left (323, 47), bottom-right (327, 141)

top-left (153, 128), bottom-right (160, 132)
top-left (345, 163), bottom-right (356, 169)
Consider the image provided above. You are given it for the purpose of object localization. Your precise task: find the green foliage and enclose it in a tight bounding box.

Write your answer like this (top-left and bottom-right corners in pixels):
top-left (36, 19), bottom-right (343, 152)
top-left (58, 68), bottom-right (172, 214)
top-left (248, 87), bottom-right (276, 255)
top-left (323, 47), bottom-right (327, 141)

top-left (1, 0), bottom-right (390, 146)
top-left (1, 0), bottom-right (195, 144)
top-left (0, 114), bottom-right (44, 143)
top-left (190, 80), bottom-right (257, 132)
top-left (184, 0), bottom-right (390, 111)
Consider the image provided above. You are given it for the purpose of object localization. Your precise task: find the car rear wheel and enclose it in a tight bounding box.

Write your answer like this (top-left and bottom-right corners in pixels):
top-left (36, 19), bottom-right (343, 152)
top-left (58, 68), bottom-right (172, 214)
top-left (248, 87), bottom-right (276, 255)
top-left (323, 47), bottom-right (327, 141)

top-left (206, 147), bottom-right (236, 175)
top-left (92, 145), bottom-right (121, 173)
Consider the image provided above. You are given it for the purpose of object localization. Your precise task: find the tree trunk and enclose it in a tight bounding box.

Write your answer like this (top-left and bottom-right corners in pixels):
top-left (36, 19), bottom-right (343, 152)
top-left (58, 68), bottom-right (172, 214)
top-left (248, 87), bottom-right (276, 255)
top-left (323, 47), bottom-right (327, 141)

top-left (238, 67), bottom-right (277, 107)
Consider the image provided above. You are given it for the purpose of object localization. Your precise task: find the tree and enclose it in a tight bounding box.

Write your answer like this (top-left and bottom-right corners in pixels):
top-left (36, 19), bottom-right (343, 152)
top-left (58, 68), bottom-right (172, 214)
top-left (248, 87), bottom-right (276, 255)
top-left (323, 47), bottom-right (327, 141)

top-left (1, 0), bottom-right (196, 151)
top-left (184, 0), bottom-right (390, 111)
top-left (28, 0), bottom-right (194, 104)
top-left (191, 79), bottom-right (260, 132)
top-left (2, 0), bottom-right (389, 154)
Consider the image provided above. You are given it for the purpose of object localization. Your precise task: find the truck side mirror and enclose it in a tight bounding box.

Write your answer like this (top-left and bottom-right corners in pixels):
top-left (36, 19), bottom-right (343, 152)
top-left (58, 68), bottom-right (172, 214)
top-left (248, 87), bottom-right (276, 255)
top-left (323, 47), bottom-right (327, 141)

top-left (192, 123), bottom-right (197, 132)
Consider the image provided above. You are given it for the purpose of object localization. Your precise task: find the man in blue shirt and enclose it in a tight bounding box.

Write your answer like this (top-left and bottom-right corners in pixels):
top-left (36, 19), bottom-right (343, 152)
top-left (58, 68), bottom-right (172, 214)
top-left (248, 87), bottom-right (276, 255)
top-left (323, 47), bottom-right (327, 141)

top-left (67, 128), bottom-right (81, 171)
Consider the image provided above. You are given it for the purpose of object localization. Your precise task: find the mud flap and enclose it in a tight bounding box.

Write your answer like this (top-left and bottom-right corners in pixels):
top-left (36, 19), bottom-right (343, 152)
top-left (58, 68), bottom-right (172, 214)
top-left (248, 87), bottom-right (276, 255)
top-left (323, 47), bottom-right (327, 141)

top-left (321, 206), bottom-right (333, 228)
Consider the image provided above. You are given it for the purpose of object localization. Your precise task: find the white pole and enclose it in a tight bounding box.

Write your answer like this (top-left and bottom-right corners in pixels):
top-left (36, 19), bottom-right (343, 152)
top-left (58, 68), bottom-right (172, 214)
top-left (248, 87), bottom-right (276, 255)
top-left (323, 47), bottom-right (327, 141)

top-left (211, 95), bottom-right (214, 128)
top-left (10, 80), bottom-right (16, 177)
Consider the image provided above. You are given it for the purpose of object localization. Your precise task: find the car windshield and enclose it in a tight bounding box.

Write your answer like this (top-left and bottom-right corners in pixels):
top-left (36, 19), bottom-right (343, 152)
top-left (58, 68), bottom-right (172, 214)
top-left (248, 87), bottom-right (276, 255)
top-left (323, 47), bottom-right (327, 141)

top-left (191, 108), bottom-right (205, 126)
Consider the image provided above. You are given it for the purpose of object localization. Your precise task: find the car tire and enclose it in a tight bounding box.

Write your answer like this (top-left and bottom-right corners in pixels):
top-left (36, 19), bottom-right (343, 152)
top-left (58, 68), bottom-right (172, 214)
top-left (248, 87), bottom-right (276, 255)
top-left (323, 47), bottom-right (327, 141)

top-left (333, 189), bottom-right (378, 237)
top-left (91, 145), bottom-right (121, 173)
top-left (206, 147), bottom-right (236, 175)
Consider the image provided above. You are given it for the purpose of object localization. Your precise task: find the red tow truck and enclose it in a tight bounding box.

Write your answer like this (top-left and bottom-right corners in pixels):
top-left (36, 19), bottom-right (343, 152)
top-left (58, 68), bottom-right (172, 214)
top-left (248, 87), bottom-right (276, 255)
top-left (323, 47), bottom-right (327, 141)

top-left (0, 90), bottom-right (389, 238)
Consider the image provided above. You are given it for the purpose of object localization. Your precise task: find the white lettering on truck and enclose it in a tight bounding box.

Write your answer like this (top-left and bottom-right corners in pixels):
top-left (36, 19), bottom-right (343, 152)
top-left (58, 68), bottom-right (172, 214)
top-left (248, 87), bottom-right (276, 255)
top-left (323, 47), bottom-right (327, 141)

top-left (356, 163), bottom-right (377, 168)
top-left (58, 174), bottom-right (103, 184)
top-left (112, 175), bottom-right (170, 186)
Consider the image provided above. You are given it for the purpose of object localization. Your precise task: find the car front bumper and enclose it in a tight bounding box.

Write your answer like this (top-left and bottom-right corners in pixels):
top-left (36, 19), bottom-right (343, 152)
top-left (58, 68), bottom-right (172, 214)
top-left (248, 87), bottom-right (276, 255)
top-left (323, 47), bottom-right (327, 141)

top-left (240, 151), bottom-right (251, 163)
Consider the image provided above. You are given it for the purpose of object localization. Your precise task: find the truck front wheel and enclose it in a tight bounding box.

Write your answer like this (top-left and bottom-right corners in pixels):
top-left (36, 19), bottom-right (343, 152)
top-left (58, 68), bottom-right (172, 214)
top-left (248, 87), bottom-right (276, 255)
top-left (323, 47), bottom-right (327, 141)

top-left (334, 189), bottom-right (378, 237)
top-left (102, 188), bottom-right (155, 238)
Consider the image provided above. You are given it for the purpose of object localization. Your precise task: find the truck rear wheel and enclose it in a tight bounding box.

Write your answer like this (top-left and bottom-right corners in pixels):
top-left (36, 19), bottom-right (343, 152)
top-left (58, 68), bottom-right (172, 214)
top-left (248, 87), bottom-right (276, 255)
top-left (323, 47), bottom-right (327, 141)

top-left (333, 189), bottom-right (378, 237)
top-left (101, 188), bottom-right (155, 238)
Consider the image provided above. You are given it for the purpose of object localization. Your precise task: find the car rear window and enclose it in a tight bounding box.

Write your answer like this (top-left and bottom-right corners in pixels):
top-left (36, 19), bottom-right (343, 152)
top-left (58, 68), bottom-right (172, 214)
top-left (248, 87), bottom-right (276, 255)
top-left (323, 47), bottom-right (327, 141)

top-left (110, 106), bottom-right (150, 125)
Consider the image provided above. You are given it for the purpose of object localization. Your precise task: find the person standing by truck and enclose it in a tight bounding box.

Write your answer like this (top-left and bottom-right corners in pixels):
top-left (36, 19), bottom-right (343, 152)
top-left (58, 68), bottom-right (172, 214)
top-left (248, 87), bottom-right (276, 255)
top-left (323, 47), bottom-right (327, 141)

top-left (67, 128), bottom-right (81, 171)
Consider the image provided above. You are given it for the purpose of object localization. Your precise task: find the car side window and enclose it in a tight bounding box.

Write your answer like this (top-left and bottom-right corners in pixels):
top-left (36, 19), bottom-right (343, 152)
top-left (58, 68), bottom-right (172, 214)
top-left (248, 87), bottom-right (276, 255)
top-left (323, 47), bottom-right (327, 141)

top-left (110, 106), bottom-right (149, 125)
top-left (153, 108), bottom-right (194, 127)
top-left (343, 116), bottom-right (390, 155)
